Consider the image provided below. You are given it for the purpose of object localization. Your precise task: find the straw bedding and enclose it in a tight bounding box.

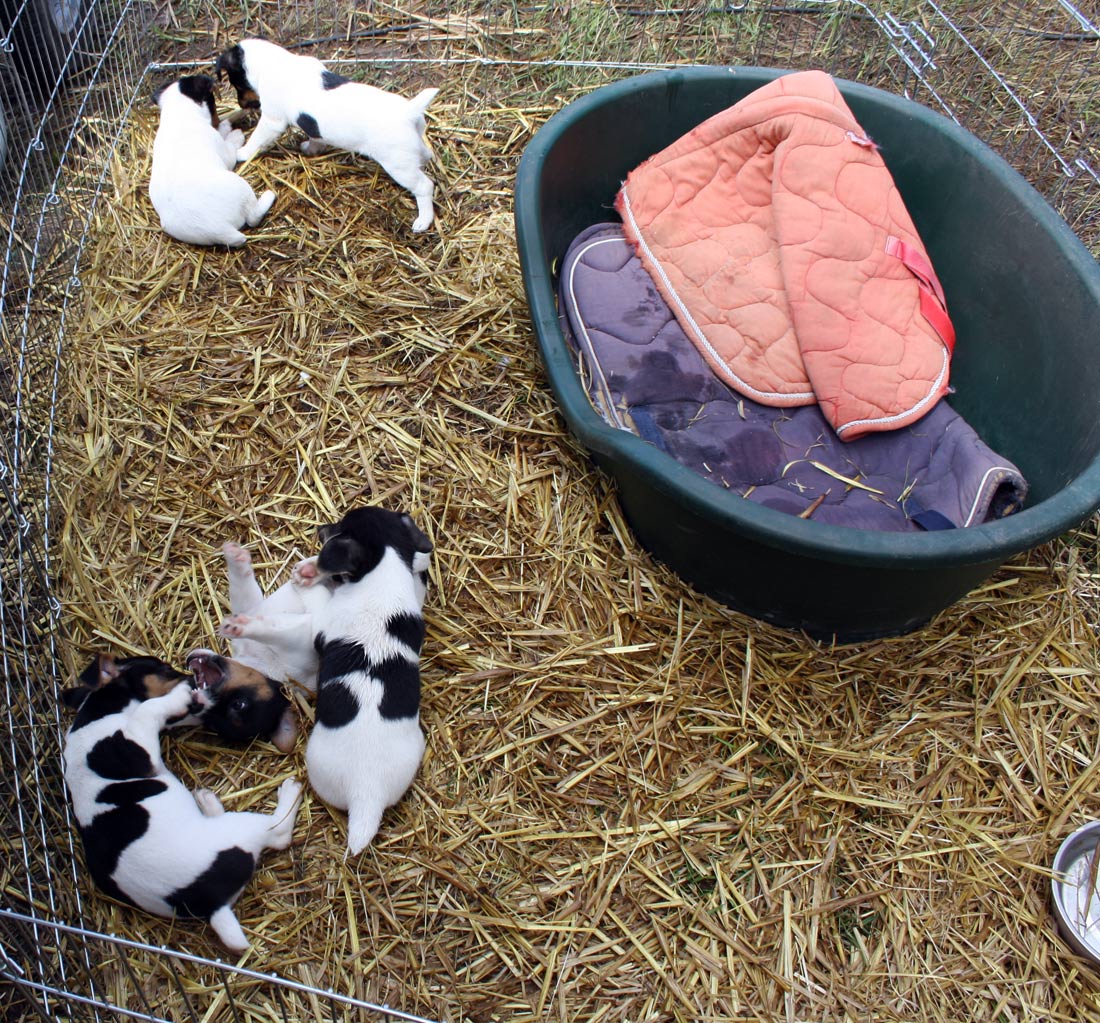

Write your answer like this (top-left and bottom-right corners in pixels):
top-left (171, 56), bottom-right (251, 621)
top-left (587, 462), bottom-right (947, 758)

top-left (50, 52), bottom-right (1100, 1023)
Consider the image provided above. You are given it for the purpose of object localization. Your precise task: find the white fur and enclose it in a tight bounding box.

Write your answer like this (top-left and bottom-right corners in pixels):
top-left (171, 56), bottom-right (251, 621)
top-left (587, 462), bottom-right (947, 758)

top-left (231, 39), bottom-right (439, 232)
top-left (299, 547), bottom-right (430, 855)
top-left (63, 682), bottom-right (302, 951)
top-left (217, 543), bottom-right (332, 691)
top-left (149, 81), bottom-right (276, 247)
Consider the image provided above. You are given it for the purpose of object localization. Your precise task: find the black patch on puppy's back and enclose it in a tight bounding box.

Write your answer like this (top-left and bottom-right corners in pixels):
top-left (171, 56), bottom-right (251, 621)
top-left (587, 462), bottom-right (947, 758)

top-left (375, 656), bottom-right (420, 721)
top-left (296, 112), bottom-right (321, 139)
top-left (166, 847), bottom-right (256, 921)
top-left (316, 679), bottom-right (361, 728)
top-left (322, 70), bottom-right (350, 89)
top-left (79, 806), bottom-right (150, 906)
top-left (387, 612), bottom-right (425, 655)
top-left (87, 731), bottom-right (155, 781)
top-left (97, 779), bottom-right (168, 805)
top-left (68, 686), bottom-right (134, 731)
top-left (317, 636), bottom-right (369, 686)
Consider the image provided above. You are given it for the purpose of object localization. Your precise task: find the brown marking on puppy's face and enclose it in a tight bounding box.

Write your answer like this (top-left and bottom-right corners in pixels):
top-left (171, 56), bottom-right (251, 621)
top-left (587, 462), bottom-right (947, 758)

top-left (186, 649), bottom-right (297, 752)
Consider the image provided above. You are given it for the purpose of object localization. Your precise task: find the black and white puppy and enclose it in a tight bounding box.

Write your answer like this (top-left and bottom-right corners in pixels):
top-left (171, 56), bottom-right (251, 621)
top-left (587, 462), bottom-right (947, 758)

top-left (149, 74), bottom-right (276, 247)
top-left (63, 653), bottom-right (303, 951)
top-left (215, 40), bottom-right (439, 233)
top-left (184, 541), bottom-right (337, 752)
top-left (293, 507), bottom-right (432, 855)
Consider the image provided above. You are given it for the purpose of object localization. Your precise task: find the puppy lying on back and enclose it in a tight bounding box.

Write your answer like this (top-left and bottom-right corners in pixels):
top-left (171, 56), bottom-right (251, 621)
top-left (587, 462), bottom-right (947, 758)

top-left (149, 74), bottom-right (276, 247)
top-left (63, 653), bottom-right (303, 951)
top-left (185, 541), bottom-right (336, 752)
top-left (293, 506), bottom-right (432, 854)
top-left (215, 40), bottom-right (439, 233)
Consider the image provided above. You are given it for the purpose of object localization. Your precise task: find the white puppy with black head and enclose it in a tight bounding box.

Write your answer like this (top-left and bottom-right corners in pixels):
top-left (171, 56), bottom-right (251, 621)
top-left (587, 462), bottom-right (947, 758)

top-left (149, 74), bottom-right (276, 247)
top-left (292, 506), bottom-right (432, 855)
top-left (215, 39), bottom-right (439, 233)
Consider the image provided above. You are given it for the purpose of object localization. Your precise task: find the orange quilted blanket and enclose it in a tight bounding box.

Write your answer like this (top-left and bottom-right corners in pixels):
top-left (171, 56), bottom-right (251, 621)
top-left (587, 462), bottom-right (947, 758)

top-left (615, 70), bottom-right (955, 440)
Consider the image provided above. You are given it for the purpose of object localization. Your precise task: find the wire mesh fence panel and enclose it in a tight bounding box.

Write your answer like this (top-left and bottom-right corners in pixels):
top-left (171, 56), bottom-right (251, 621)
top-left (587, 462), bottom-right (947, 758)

top-left (1, 1), bottom-right (1097, 1021)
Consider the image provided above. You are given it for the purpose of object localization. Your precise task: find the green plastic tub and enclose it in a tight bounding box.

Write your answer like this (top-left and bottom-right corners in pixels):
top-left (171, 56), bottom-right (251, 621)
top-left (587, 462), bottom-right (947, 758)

top-left (514, 67), bottom-right (1100, 641)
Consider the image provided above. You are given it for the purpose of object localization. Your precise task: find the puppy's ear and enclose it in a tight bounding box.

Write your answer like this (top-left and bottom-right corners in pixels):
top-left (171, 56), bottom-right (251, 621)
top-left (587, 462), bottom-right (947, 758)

top-left (62, 686), bottom-right (91, 711)
top-left (78, 653), bottom-right (117, 690)
top-left (319, 535), bottom-right (363, 575)
top-left (270, 705), bottom-right (298, 753)
top-left (401, 513), bottom-right (433, 555)
top-left (214, 44), bottom-right (242, 82)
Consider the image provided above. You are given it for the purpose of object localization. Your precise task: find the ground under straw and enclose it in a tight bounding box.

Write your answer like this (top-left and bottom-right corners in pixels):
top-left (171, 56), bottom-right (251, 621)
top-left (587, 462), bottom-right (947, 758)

top-left (51, 56), bottom-right (1100, 1023)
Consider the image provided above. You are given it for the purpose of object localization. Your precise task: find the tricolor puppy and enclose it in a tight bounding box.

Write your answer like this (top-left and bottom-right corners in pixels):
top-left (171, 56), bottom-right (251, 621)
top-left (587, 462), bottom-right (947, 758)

top-left (63, 653), bottom-right (303, 951)
top-left (215, 39), bottom-right (439, 233)
top-left (149, 74), bottom-right (276, 247)
top-left (185, 541), bottom-right (337, 752)
top-left (293, 506), bottom-right (432, 855)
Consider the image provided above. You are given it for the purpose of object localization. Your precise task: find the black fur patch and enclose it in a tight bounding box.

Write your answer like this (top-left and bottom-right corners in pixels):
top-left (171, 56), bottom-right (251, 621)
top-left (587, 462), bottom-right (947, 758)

top-left (374, 656), bottom-right (421, 721)
top-left (69, 687), bottom-right (133, 731)
top-left (79, 806), bottom-right (150, 906)
top-left (296, 112), bottom-right (321, 139)
top-left (387, 612), bottom-right (425, 655)
top-left (166, 847), bottom-right (256, 921)
top-left (315, 679), bottom-right (361, 728)
top-left (178, 74), bottom-right (218, 125)
top-left (87, 731), bottom-right (155, 781)
top-left (97, 779), bottom-right (168, 805)
top-left (322, 70), bottom-right (350, 89)
top-left (317, 638), bottom-right (370, 686)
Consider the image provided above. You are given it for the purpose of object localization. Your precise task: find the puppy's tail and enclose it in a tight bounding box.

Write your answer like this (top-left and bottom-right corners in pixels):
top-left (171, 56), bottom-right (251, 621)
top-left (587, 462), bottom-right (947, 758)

top-left (407, 87), bottom-right (439, 119)
top-left (346, 802), bottom-right (384, 857)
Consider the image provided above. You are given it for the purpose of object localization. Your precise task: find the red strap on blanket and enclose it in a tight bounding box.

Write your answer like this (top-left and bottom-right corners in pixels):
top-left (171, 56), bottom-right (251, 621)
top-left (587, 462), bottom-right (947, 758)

top-left (886, 236), bottom-right (956, 355)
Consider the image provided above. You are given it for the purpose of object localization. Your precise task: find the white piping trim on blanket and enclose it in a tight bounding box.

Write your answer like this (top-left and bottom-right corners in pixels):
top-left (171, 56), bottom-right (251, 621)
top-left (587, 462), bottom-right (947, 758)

top-left (962, 465), bottom-right (1020, 527)
top-left (619, 189), bottom-right (816, 406)
top-left (833, 348), bottom-right (949, 439)
top-left (566, 235), bottom-right (633, 433)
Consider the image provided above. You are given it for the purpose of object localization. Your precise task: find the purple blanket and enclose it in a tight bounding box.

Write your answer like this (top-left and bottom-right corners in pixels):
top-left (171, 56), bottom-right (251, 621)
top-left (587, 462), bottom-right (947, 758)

top-left (559, 223), bottom-right (1027, 532)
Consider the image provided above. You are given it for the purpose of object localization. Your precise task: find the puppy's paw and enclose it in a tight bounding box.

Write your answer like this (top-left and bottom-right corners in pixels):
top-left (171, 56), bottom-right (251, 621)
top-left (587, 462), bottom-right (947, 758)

top-left (277, 777), bottom-right (304, 805)
top-left (219, 613), bottom-right (253, 639)
top-left (218, 120), bottom-right (233, 138)
top-left (188, 686), bottom-right (213, 715)
top-left (222, 541), bottom-right (252, 568)
top-left (291, 557), bottom-right (320, 588)
top-left (225, 128), bottom-right (245, 149)
top-left (193, 788), bottom-right (225, 817)
top-left (411, 213), bottom-right (433, 234)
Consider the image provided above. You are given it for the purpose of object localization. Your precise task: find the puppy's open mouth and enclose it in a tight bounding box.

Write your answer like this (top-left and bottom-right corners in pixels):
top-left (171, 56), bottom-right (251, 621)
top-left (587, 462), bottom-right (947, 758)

top-left (185, 649), bottom-right (227, 691)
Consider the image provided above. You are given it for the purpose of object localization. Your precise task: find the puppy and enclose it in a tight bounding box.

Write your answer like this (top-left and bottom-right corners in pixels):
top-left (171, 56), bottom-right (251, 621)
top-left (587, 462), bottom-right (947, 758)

top-left (215, 40), bottom-right (439, 232)
top-left (63, 653), bottom-right (303, 951)
top-left (149, 74), bottom-right (276, 247)
top-left (293, 506), bottom-right (432, 854)
top-left (184, 541), bottom-right (336, 752)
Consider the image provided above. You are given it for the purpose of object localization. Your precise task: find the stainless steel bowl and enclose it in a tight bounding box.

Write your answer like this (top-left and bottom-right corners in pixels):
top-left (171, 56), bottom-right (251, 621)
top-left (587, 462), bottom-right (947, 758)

top-left (1051, 820), bottom-right (1100, 963)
